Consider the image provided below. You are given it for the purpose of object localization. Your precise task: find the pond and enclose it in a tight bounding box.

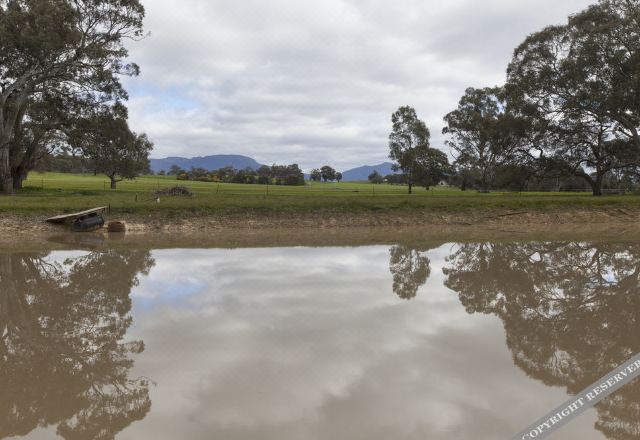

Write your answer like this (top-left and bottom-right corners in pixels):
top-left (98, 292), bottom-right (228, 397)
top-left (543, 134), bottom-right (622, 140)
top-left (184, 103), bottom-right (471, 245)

top-left (1, 233), bottom-right (639, 440)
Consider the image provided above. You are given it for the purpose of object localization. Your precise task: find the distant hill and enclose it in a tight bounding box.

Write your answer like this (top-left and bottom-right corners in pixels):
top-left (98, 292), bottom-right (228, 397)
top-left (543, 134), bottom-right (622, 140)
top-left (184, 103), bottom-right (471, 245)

top-left (150, 155), bottom-right (264, 173)
top-left (341, 162), bottom-right (398, 181)
top-left (150, 155), bottom-right (399, 181)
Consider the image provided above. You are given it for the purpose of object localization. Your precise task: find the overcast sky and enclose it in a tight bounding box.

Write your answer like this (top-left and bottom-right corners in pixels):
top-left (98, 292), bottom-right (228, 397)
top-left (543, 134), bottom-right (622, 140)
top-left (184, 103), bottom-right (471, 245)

top-left (125, 0), bottom-right (594, 171)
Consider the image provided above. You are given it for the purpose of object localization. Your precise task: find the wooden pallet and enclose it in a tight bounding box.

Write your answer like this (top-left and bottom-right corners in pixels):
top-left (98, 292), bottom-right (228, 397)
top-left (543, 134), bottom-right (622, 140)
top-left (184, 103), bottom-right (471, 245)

top-left (46, 207), bottom-right (108, 224)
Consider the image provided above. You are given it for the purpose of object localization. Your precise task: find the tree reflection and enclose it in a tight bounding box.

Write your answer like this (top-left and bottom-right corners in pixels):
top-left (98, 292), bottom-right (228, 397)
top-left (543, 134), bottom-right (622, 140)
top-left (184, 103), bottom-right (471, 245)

top-left (389, 245), bottom-right (431, 300)
top-left (443, 242), bottom-right (640, 439)
top-left (0, 249), bottom-right (155, 440)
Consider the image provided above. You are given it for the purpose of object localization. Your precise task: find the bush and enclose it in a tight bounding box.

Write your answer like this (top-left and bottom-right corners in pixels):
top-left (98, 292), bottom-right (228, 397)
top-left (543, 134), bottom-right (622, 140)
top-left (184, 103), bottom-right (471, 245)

top-left (155, 186), bottom-right (193, 196)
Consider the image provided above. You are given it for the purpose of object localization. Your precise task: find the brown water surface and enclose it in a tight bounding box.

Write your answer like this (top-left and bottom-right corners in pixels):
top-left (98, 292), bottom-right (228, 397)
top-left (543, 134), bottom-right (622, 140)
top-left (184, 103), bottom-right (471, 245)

top-left (1, 232), bottom-right (639, 439)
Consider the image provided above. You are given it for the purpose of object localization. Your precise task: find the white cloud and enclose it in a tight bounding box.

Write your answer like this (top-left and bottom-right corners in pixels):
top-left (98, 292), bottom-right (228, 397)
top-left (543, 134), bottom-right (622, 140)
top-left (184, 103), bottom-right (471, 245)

top-left (125, 0), bottom-right (594, 170)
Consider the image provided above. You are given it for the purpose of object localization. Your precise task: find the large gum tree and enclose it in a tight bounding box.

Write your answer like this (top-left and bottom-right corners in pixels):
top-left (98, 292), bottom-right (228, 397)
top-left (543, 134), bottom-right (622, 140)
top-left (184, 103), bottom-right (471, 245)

top-left (506, 0), bottom-right (640, 196)
top-left (0, 0), bottom-right (146, 194)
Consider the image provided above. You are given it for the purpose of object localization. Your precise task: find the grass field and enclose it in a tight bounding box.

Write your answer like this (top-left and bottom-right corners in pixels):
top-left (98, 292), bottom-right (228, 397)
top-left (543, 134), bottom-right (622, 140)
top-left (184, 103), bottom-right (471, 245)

top-left (0, 172), bottom-right (638, 216)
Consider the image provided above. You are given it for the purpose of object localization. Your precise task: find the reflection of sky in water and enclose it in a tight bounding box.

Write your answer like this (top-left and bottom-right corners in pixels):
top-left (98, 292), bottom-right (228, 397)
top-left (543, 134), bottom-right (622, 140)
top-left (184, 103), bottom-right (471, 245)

top-left (10, 243), bottom-right (613, 440)
top-left (121, 245), bottom-right (603, 440)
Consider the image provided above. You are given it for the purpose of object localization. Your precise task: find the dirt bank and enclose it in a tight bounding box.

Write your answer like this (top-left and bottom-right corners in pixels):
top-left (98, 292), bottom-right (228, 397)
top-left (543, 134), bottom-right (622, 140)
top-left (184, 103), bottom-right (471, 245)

top-left (1, 206), bottom-right (638, 237)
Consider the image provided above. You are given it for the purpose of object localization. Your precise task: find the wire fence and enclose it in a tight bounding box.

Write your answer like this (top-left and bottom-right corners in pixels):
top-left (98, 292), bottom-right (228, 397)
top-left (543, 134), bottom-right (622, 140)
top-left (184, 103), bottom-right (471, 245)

top-left (22, 177), bottom-right (635, 198)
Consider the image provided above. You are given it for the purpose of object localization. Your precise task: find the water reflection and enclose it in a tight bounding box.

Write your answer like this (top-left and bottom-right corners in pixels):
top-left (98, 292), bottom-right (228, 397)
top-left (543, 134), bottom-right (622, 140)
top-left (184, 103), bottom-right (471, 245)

top-left (443, 242), bottom-right (640, 439)
top-left (0, 250), bottom-right (154, 440)
top-left (0, 240), bottom-right (638, 440)
top-left (388, 245), bottom-right (431, 300)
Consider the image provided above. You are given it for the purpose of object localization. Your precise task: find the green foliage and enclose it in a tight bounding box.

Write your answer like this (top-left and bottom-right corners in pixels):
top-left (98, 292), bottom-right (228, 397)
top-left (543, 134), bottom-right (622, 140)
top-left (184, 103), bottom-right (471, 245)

top-left (170, 163), bottom-right (305, 186)
top-left (320, 165), bottom-right (337, 182)
top-left (443, 87), bottom-right (525, 192)
top-left (368, 170), bottom-right (384, 184)
top-left (0, 0), bottom-right (147, 193)
top-left (385, 173), bottom-right (407, 185)
top-left (310, 169), bottom-right (322, 182)
top-left (415, 147), bottom-right (452, 189)
top-left (505, 0), bottom-right (640, 196)
top-left (69, 107), bottom-right (153, 189)
top-left (389, 106), bottom-right (452, 193)
top-left (388, 106), bottom-right (431, 194)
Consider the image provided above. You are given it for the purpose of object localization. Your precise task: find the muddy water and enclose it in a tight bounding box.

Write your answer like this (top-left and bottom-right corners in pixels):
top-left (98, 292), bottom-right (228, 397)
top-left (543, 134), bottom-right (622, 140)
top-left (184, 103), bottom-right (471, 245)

top-left (1, 235), bottom-right (639, 440)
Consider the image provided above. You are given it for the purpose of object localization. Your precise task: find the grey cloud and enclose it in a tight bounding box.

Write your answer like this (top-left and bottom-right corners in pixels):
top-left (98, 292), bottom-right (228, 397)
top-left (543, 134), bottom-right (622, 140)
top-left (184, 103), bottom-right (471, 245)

top-left (125, 0), bottom-right (594, 170)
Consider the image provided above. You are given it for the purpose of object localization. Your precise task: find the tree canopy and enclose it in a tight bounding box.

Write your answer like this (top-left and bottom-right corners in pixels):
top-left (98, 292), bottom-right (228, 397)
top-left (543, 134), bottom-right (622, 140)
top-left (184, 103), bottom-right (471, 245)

top-left (69, 106), bottom-right (152, 189)
top-left (0, 0), bottom-right (147, 193)
top-left (389, 106), bottom-right (451, 193)
top-left (504, 0), bottom-right (640, 195)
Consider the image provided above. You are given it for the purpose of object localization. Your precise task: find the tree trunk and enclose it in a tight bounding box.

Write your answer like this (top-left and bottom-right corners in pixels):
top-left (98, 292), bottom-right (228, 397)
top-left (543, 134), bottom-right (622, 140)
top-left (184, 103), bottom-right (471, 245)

top-left (582, 172), bottom-right (604, 197)
top-left (110, 177), bottom-right (117, 190)
top-left (408, 182), bottom-right (413, 194)
top-left (0, 144), bottom-right (13, 195)
top-left (12, 176), bottom-right (23, 191)
top-left (11, 166), bottom-right (27, 191)
top-left (591, 176), bottom-right (604, 197)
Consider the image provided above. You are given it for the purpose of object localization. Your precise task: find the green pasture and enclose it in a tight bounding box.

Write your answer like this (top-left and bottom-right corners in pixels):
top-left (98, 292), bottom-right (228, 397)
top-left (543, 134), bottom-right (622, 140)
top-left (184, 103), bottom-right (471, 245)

top-left (0, 172), bottom-right (638, 216)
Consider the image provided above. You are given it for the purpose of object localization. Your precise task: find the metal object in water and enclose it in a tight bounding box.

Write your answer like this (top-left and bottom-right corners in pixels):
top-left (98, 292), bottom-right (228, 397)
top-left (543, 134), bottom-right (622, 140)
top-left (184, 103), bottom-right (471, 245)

top-left (71, 214), bottom-right (105, 232)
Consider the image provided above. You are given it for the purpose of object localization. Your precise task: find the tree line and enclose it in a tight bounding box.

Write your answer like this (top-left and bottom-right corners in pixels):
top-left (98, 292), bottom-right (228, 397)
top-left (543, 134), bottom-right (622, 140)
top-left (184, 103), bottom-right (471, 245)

top-left (3, 0), bottom-right (639, 196)
top-left (443, 0), bottom-right (640, 196)
top-left (0, 0), bottom-right (152, 193)
top-left (167, 163), bottom-right (306, 186)
top-left (385, 0), bottom-right (640, 196)
top-left (308, 166), bottom-right (343, 182)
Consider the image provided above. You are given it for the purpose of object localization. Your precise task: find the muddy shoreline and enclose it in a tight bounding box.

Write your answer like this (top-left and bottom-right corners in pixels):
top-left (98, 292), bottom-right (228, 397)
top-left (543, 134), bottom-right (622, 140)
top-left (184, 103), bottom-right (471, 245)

top-left (1, 207), bottom-right (639, 250)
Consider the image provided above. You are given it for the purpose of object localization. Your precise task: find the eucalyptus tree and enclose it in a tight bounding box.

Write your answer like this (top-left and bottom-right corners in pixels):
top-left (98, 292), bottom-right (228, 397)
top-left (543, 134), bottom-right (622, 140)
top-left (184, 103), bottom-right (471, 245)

top-left (310, 169), bottom-right (322, 182)
top-left (0, 0), bottom-right (146, 194)
top-left (320, 165), bottom-right (337, 182)
top-left (415, 147), bottom-right (451, 190)
top-left (368, 170), bottom-right (383, 184)
top-left (443, 87), bottom-right (524, 193)
top-left (567, 0), bottom-right (640, 150)
top-left (70, 105), bottom-right (153, 189)
top-left (388, 106), bottom-right (433, 194)
top-left (8, 91), bottom-right (91, 189)
top-left (506, 0), bottom-right (640, 195)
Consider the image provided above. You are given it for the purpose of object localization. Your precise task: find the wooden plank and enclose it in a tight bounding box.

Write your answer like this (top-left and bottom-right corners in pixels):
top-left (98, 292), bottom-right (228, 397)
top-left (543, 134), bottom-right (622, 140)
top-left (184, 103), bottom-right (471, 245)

top-left (46, 207), bottom-right (108, 224)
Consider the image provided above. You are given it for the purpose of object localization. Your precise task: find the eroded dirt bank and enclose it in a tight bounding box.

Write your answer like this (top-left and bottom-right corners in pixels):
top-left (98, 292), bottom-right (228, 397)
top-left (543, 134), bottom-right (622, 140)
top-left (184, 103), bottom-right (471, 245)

top-left (0, 206), bottom-right (639, 250)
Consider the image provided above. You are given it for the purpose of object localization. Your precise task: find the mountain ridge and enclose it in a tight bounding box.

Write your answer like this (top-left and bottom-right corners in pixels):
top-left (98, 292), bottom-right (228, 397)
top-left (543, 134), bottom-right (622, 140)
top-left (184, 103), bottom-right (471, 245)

top-left (150, 155), bottom-right (264, 173)
top-left (149, 155), bottom-right (399, 181)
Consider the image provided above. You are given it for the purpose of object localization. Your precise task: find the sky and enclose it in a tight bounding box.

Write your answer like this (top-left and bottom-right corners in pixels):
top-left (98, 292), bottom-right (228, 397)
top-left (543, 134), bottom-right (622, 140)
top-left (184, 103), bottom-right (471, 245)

top-left (124, 0), bottom-right (594, 171)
